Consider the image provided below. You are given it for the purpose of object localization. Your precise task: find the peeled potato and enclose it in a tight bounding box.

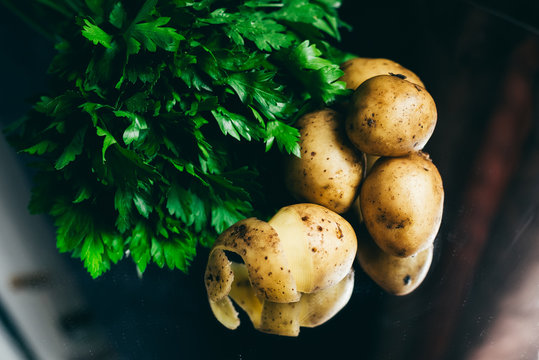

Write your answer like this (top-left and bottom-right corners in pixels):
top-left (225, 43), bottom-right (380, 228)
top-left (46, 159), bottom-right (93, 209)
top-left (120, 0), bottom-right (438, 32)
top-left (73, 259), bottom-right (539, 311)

top-left (268, 203), bottom-right (357, 293)
top-left (204, 203), bottom-right (357, 335)
top-left (211, 262), bottom-right (354, 336)
top-left (360, 152), bottom-right (444, 258)
top-left (284, 109), bottom-right (364, 214)
top-left (346, 75), bottom-right (437, 157)
top-left (339, 57), bottom-right (424, 90)
top-left (356, 227), bottom-right (433, 295)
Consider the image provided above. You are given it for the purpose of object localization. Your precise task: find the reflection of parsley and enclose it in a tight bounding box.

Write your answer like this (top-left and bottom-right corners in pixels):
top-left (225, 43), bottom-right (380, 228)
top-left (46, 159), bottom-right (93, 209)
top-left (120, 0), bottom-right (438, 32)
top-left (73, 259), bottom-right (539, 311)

top-left (4, 0), bottom-right (353, 278)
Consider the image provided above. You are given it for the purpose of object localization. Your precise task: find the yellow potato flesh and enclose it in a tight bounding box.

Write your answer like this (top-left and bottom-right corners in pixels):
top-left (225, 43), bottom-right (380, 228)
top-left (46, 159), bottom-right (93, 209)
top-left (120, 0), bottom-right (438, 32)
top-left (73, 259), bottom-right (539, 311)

top-left (267, 207), bottom-right (313, 293)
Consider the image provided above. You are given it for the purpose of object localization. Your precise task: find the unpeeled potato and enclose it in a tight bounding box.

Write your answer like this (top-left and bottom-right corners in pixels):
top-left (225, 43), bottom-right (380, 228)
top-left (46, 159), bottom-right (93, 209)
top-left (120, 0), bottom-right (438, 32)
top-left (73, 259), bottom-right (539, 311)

top-left (284, 109), bottom-right (364, 214)
top-left (339, 57), bottom-right (424, 90)
top-left (346, 75), bottom-right (437, 157)
top-left (360, 152), bottom-right (444, 258)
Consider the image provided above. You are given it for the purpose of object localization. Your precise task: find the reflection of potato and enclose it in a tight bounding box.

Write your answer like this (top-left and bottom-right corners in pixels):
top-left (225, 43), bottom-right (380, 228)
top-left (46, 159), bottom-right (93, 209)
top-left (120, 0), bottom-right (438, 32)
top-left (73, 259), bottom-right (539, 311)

top-left (360, 152), bottom-right (444, 258)
top-left (215, 263), bottom-right (354, 336)
top-left (339, 57), bottom-right (424, 90)
top-left (346, 75), bottom-right (437, 157)
top-left (284, 109), bottom-right (364, 214)
top-left (204, 203), bottom-right (357, 336)
top-left (356, 228), bottom-right (433, 295)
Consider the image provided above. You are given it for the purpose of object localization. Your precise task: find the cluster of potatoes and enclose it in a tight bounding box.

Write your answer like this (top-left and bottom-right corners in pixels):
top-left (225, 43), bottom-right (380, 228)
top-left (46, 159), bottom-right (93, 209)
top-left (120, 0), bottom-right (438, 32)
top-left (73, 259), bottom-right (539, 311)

top-left (204, 58), bottom-right (444, 336)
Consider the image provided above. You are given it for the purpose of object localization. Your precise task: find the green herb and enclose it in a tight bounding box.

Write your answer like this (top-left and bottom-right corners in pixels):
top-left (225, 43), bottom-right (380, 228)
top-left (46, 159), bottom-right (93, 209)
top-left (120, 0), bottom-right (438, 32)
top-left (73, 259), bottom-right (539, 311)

top-left (4, 0), bottom-right (352, 278)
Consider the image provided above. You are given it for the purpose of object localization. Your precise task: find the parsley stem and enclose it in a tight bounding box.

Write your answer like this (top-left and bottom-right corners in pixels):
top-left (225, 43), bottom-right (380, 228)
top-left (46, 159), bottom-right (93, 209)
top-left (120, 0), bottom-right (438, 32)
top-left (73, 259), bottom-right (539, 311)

top-left (250, 4), bottom-right (283, 7)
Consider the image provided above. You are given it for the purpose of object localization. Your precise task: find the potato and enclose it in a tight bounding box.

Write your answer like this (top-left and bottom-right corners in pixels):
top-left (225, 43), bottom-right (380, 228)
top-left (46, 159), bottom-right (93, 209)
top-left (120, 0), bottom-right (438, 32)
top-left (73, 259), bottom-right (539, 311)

top-left (267, 203), bottom-right (357, 293)
top-left (339, 57), bottom-right (424, 90)
top-left (346, 75), bottom-right (437, 157)
top-left (204, 203), bottom-right (357, 335)
top-left (284, 109), bottom-right (365, 214)
top-left (360, 152), bottom-right (444, 257)
top-left (356, 227), bottom-right (433, 295)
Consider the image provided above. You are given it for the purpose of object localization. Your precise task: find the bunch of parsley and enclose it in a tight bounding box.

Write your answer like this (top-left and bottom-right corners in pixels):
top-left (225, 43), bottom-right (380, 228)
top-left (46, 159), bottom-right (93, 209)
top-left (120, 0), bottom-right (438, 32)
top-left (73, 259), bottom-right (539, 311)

top-left (3, 0), bottom-right (352, 278)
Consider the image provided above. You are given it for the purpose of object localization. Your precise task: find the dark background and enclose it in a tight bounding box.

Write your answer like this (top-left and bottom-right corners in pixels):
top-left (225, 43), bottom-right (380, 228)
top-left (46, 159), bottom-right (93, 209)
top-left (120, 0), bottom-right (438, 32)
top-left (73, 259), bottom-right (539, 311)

top-left (1, 0), bottom-right (538, 359)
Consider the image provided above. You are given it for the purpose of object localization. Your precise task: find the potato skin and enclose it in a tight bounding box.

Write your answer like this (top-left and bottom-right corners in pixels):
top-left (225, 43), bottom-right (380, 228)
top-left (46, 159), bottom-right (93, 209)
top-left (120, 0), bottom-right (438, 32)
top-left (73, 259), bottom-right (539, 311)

top-left (204, 217), bottom-right (300, 304)
top-left (360, 152), bottom-right (444, 257)
top-left (284, 109), bottom-right (364, 214)
top-left (356, 227), bottom-right (433, 295)
top-left (339, 57), bottom-right (424, 90)
top-left (346, 75), bottom-right (437, 157)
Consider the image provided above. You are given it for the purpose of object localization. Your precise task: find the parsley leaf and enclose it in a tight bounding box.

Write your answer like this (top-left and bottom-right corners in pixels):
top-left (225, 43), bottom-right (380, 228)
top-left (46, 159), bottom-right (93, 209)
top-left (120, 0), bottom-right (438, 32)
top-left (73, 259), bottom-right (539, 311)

top-left (212, 107), bottom-right (262, 141)
top-left (21, 140), bottom-right (58, 155)
top-left (226, 71), bottom-right (288, 120)
top-left (96, 126), bottom-right (117, 163)
top-left (81, 19), bottom-right (113, 48)
top-left (265, 120), bottom-right (301, 156)
top-left (129, 222), bottom-right (152, 273)
top-left (132, 17), bottom-right (184, 52)
top-left (284, 40), bottom-right (350, 103)
top-left (81, 234), bottom-right (108, 278)
top-left (55, 126), bottom-right (87, 170)
top-left (109, 2), bottom-right (127, 29)
top-left (226, 11), bottom-right (292, 51)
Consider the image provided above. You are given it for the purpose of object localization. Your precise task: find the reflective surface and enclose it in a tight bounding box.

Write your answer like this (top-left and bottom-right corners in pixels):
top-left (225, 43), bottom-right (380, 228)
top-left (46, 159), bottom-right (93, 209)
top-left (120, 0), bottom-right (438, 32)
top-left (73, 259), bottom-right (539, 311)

top-left (0, 1), bottom-right (538, 359)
